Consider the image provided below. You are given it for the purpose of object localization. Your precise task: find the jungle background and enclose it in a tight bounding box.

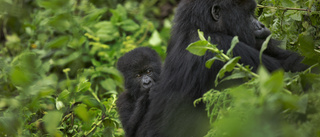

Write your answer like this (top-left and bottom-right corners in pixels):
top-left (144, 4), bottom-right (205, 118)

top-left (0, 0), bottom-right (319, 136)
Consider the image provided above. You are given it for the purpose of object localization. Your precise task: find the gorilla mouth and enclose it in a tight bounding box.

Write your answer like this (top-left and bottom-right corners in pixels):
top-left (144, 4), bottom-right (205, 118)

top-left (142, 83), bottom-right (153, 91)
top-left (254, 29), bottom-right (271, 39)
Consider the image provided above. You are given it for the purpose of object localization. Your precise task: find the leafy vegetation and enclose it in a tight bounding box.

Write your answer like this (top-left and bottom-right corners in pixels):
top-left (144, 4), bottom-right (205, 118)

top-left (0, 0), bottom-right (174, 136)
top-left (0, 0), bottom-right (319, 136)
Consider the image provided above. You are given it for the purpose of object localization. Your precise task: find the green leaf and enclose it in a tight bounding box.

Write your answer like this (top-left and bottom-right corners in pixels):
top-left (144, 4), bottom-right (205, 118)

top-left (259, 35), bottom-right (272, 64)
top-left (95, 21), bottom-right (119, 42)
top-left (258, 66), bottom-right (270, 86)
top-left (227, 36), bottom-right (239, 57)
top-left (110, 4), bottom-right (127, 23)
top-left (149, 31), bottom-right (162, 46)
top-left (198, 29), bottom-right (206, 41)
top-left (264, 70), bottom-right (284, 93)
top-left (281, 0), bottom-right (295, 7)
top-left (298, 34), bottom-right (319, 65)
top-left (298, 35), bottom-right (315, 57)
top-left (54, 51), bottom-right (81, 66)
top-left (37, 0), bottom-right (70, 10)
top-left (220, 71), bottom-right (248, 83)
top-left (120, 20), bottom-right (139, 32)
top-left (215, 56), bottom-right (241, 86)
top-left (82, 97), bottom-right (101, 108)
top-left (206, 57), bottom-right (222, 69)
top-left (290, 12), bottom-right (301, 21)
top-left (57, 89), bottom-right (70, 102)
top-left (186, 40), bottom-right (210, 56)
top-left (43, 111), bottom-right (62, 135)
top-left (10, 67), bottom-right (32, 88)
top-left (100, 78), bottom-right (116, 91)
top-left (46, 35), bottom-right (70, 49)
top-left (77, 80), bottom-right (91, 92)
top-left (82, 8), bottom-right (108, 26)
top-left (74, 104), bottom-right (90, 122)
top-left (259, 69), bottom-right (284, 97)
top-left (297, 94), bottom-right (308, 113)
top-left (47, 14), bottom-right (72, 32)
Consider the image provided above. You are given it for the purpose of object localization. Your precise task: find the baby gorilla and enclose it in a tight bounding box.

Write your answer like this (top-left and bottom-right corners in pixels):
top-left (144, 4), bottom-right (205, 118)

top-left (116, 47), bottom-right (161, 137)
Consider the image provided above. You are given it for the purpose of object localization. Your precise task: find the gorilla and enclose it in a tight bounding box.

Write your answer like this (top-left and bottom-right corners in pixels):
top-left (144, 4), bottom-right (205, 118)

top-left (116, 47), bottom-right (162, 137)
top-left (135, 0), bottom-right (309, 137)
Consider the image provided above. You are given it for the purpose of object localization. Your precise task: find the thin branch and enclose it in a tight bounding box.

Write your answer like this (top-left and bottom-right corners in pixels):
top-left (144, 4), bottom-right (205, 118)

top-left (257, 4), bottom-right (311, 12)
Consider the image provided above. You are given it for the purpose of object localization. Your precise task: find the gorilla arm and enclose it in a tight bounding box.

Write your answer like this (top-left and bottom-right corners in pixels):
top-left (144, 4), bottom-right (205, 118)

top-left (125, 93), bottom-right (149, 137)
top-left (116, 92), bottom-right (135, 132)
top-left (252, 19), bottom-right (309, 72)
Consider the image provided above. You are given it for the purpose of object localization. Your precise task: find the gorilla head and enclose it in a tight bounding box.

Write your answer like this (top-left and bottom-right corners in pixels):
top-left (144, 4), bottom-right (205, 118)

top-left (117, 47), bottom-right (161, 98)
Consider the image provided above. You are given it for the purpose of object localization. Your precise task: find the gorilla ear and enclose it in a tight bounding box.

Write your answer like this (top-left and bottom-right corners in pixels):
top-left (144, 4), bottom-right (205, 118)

top-left (211, 5), bottom-right (220, 21)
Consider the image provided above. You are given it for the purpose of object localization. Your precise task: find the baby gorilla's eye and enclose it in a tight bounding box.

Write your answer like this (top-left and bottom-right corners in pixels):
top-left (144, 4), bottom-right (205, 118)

top-left (135, 74), bottom-right (141, 78)
top-left (146, 69), bottom-right (153, 74)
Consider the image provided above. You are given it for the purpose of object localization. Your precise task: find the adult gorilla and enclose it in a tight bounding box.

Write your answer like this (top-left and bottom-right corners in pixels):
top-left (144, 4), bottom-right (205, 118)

top-left (136, 0), bottom-right (308, 137)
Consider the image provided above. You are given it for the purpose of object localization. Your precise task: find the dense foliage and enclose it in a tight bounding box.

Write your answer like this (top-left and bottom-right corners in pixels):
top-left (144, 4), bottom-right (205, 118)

top-left (0, 0), bottom-right (319, 136)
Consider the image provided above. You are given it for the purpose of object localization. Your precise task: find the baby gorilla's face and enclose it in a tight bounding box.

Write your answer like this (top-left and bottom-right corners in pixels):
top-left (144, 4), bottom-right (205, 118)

top-left (135, 68), bottom-right (155, 92)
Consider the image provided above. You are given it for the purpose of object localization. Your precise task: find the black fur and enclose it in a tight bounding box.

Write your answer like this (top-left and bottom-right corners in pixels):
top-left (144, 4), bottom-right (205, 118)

top-left (136, 0), bottom-right (308, 137)
top-left (116, 47), bottom-right (161, 137)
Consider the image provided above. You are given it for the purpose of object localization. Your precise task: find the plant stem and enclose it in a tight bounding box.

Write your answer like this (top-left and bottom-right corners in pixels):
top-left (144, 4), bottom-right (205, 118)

top-left (220, 51), bottom-right (259, 78)
top-left (257, 4), bottom-right (311, 12)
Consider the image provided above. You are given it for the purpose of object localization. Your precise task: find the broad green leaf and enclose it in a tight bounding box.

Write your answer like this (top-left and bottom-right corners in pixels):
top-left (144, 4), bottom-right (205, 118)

top-left (77, 80), bottom-right (91, 92)
top-left (215, 57), bottom-right (241, 85)
top-left (149, 31), bottom-right (162, 46)
top-left (186, 40), bottom-right (210, 56)
top-left (206, 57), bottom-right (222, 69)
top-left (57, 89), bottom-right (70, 102)
top-left (290, 12), bottom-right (302, 21)
top-left (298, 35), bottom-right (316, 57)
top-left (46, 35), bottom-right (70, 49)
top-left (82, 8), bottom-right (108, 26)
top-left (206, 58), bottom-right (216, 69)
top-left (264, 70), bottom-right (284, 94)
top-left (121, 20), bottom-right (140, 32)
top-left (227, 36), bottom-right (239, 57)
top-left (100, 78), bottom-right (116, 91)
top-left (298, 34), bottom-right (319, 65)
top-left (43, 111), bottom-right (62, 135)
top-left (37, 0), bottom-right (70, 10)
top-left (74, 104), bottom-right (90, 122)
top-left (11, 52), bottom-right (42, 75)
top-left (47, 14), bottom-right (72, 32)
top-left (95, 21), bottom-right (119, 42)
top-left (54, 51), bottom-right (81, 66)
top-left (219, 71), bottom-right (248, 83)
top-left (281, 0), bottom-right (295, 7)
top-left (10, 67), bottom-right (32, 88)
top-left (297, 95), bottom-right (308, 113)
top-left (110, 4), bottom-right (127, 23)
top-left (4, 34), bottom-right (20, 47)
top-left (82, 97), bottom-right (101, 108)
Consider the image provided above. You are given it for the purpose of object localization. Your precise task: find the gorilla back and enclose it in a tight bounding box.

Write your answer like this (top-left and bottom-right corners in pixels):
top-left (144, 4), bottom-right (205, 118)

top-left (136, 0), bottom-right (308, 137)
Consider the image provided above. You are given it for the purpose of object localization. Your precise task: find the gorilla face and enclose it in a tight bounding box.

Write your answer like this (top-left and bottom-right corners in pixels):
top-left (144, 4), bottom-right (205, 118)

top-left (134, 68), bottom-right (155, 92)
top-left (117, 47), bottom-right (161, 99)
